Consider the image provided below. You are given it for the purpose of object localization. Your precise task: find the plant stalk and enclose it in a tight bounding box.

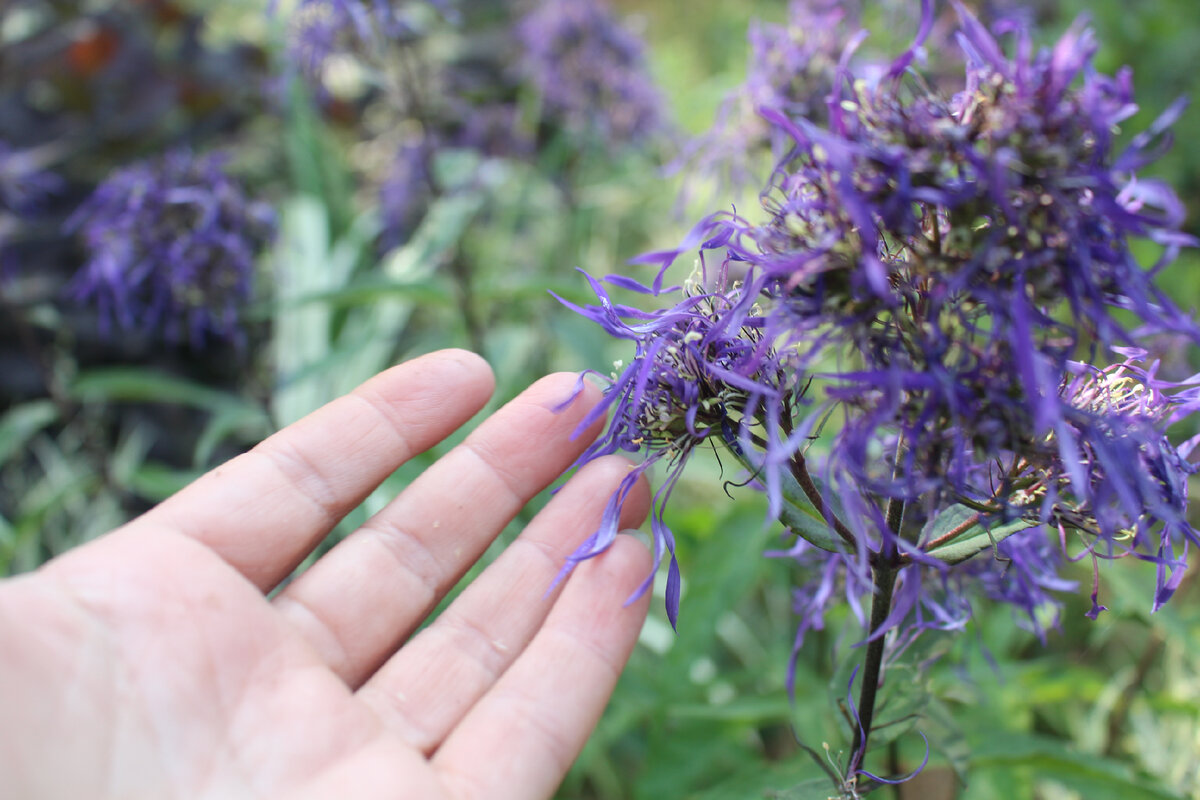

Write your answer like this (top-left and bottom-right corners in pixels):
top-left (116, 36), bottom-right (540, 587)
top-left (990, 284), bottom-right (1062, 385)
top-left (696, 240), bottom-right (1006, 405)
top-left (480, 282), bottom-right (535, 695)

top-left (848, 561), bottom-right (899, 778)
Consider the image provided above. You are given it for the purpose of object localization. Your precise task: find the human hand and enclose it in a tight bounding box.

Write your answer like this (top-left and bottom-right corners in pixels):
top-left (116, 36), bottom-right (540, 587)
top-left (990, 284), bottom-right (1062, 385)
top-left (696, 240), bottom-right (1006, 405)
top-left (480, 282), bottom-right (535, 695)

top-left (0, 350), bottom-right (652, 800)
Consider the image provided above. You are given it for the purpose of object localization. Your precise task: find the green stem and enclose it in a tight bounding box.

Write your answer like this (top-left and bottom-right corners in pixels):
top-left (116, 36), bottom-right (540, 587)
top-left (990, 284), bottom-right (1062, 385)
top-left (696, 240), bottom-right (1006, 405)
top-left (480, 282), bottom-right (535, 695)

top-left (848, 563), bottom-right (898, 777)
top-left (888, 739), bottom-right (904, 800)
top-left (849, 445), bottom-right (906, 780)
top-left (790, 452), bottom-right (859, 549)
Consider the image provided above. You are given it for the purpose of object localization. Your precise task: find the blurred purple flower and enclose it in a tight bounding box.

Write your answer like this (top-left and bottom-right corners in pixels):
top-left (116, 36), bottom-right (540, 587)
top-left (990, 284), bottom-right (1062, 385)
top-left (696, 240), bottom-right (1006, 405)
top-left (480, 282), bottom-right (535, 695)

top-left (516, 0), bottom-right (666, 146)
top-left (677, 0), bottom-right (862, 194)
top-left (0, 142), bottom-right (62, 217)
top-left (378, 141), bottom-right (434, 253)
top-left (69, 149), bottom-right (275, 346)
top-left (285, 0), bottom-right (440, 75)
top-left (0, 142), bottom-right (62, 276)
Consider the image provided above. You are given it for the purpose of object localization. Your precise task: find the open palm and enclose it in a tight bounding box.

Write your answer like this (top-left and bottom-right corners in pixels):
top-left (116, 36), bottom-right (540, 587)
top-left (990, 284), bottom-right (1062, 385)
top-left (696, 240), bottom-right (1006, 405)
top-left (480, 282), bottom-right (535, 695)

top-left (0, 350), bottom-right (651, 800)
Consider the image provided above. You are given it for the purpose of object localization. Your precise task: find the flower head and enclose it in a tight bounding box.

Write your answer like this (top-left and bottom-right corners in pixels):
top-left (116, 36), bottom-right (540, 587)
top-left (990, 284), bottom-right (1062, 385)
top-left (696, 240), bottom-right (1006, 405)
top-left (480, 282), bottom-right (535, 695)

top-left (516, 0), bottom-right (666, 146)
top-left (566, 2), bottom-right (1200, 641)
top-left (69, 149), bottom-right (276, 346)
top-left (678, 0), bottom-right (862, 193)
top-left (554, 262), bottom-right (799, 627)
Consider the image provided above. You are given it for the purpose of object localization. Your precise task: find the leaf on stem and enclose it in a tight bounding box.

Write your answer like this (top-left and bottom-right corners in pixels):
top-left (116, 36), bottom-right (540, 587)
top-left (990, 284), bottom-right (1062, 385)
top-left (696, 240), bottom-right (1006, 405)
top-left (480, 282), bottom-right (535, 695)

top-left (922, 504), bottom-right (1037, 565)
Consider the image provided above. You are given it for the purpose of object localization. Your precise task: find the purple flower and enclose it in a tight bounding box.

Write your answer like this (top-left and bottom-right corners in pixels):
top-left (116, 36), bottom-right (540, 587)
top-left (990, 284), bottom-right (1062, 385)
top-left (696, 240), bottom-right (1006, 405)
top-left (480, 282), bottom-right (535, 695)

top-left (553, 262), bottom-right (799, 628)
top-left (677, 0), bottom-right (862, 193)
top-left (516, 0), bottom-right (666, 146)
top-left (69, 149), bottom-right (276, 346)
top-left (282, 0), bottom-right (456, 78)
top-left (1028, 352), bottom-right (1200, 609)
top-left (0, 142), bottom-right (62, 276)
top-left (378, 141), bottom-right (434, 253)
top-left (0, 142), bottom-right (62, 217)
top-left (565, 2), bottom-right (1200, 644)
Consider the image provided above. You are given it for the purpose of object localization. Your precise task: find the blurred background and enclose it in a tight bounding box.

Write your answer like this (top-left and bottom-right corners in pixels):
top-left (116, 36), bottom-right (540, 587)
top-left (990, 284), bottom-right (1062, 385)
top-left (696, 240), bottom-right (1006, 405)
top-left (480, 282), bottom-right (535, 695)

top-left (1, 0), bottom-right (1199, 797)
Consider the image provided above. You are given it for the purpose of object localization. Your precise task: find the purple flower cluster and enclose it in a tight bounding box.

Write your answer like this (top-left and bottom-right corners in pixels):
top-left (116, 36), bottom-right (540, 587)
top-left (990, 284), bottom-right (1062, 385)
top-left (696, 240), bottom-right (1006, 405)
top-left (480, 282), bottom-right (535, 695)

top-left (554, 263), bottom-right (797, 626)
top-left (563, 1), bottom-right (1200, 645)
top-left (69, 150), bottom-right (276, 346)
top-left (378, 141), bottom-right (435, 254)
top-left (679, 0), bottom-right (860, 193)
top-left (286, 0), bottom-right (435, 75)
top-left (516, 0), bottom-right (666, 146)
top-left (773, 523), bottom-right (1074, 651)
top-left (0, 142), bottom-right (62, 275)
top-left (0, 143), bottom-right (61, 218)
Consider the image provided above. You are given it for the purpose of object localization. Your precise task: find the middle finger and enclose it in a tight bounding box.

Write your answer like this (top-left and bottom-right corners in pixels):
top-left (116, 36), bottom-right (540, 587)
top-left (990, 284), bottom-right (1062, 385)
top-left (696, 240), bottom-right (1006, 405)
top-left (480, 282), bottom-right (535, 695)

top-left (273, 372), bottom-right (603, 686)
top-left (354, 454), bottom-right (649, 753)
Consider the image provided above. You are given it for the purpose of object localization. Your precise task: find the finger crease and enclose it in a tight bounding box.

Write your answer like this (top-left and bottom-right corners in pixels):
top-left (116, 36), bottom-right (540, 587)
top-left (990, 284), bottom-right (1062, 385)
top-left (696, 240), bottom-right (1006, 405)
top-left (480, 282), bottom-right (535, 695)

top-left (490, 685), bottom-right (575, 775)
top-left (509, 536), bottom-right (564, 576)
top-left (255, 443), bottom-right (343, 528)
top-left (360, 517), bottom-right (444, 615)
top-left (356, 683), bottom-right (435, 751)
top-left (346, 389), bottom-right (420, 462)
top-left (434, 610), bottom-right (513, 683)
top-left (457, 441), bottom-right (526, 510)
top-left (544, 625), bottom-right (624, 684)
top-left (274, 592), bottom-right (354, 679)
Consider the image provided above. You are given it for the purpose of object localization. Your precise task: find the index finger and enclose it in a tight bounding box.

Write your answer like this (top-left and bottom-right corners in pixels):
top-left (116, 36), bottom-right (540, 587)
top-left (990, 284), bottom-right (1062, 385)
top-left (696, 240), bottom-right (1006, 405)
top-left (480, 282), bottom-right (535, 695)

top-left (124, 349), bottom-right (495, 591)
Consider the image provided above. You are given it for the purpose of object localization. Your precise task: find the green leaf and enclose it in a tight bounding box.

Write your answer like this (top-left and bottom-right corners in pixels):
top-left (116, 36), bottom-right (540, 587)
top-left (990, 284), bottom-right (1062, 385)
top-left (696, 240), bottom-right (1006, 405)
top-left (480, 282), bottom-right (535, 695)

top-left (778, 468), bottom-right (852, 555)
top-left (635, 502), bottom-right (782, 800)
top-left (194, 405), bottom-right (273, 467)
top-left (109, 424), bottom-right (153, 489)
top-left (863, 664), bottom-right (929, 748)
top-left (263, 275), bottom-right (455, 313)
top-left (0, 401), bottom-right (57, 464)
top-left (71, 370), bottom-right (269, 422)
top-left (324, 189), bottom-right (485, 395)
top-left (129, 464), bottom-right (204, 502)
top-left (921, 697), bottom-right (970, 785)
top-left (688, 749), bottom-right (838, 800)
top-left (270, 197), bottom-right (371, 426)
top-left (764, 777), bottom-right (845, 799)
top-left (972, 733), bottom-right (1183, 800)
top-left (728, 448), bottom-right (850, 555)
top-left (665, 693), bottom-right (792, 724)
top-left (283, 76), bottom-right (357, 235)
top-left (922, 504), bottom-right (1037, 565)
top-left (665, 503), bottom-right (775, 668)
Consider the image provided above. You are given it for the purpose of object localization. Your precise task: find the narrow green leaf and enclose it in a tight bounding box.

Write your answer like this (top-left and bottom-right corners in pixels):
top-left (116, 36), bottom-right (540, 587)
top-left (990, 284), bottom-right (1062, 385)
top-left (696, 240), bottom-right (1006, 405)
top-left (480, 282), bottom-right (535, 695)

top-left (129, 465), bottom-right (204, 502)
top-left (195, 406), bottom-right (273, 467)
top-left (109, 424), bottom-right (153, 489)
top-left (727, 447), bottom-right (850, 555)
top-left (263, 276), bottom-right (454, 313)
top-left (779, 468), bottom-right (852, 555)
top-left (71, 370), bottom-right (268, 421)
top-left (972, 734), bottom-right (1183, 800)
top-left (765, 777), bottom-right (846, 800)
top-left (920, 503), bottom-right (978, 541)
top-left (0, 401), bottom-right (58, 463)
top-left (665, 693), bottom-right (792, 723)
top-left (283, 76), bottom-right (357, 234)
top-left (922, 504), bottom-right (1037, 565)
top-left (325, 189), bottom-right (484, 392)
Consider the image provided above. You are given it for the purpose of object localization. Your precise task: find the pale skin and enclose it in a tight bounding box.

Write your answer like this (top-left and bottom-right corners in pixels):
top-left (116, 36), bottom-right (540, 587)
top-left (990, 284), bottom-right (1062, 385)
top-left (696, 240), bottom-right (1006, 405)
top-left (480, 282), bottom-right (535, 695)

top-left (0, 350), bottom-right (653, 800)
